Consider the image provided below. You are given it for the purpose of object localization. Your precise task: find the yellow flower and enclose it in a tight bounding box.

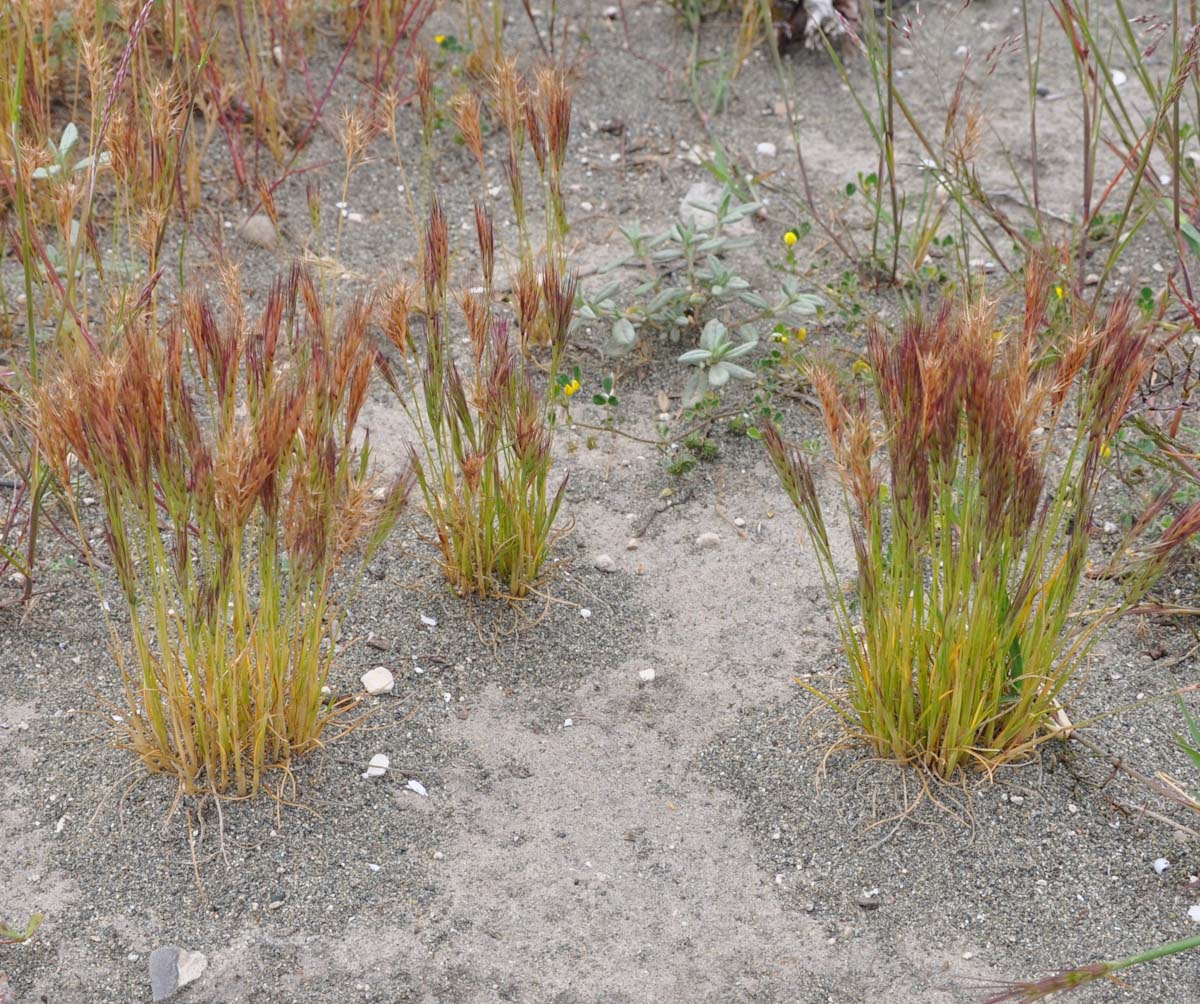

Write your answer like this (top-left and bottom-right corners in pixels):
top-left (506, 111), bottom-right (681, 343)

top-left (1100, 440), bottom-right (1111, 459)
top-left (851, 358), bottom-right (871, 377)
top-left (784, 230), bottom-right (798, 247)
top-left (564, 378), bottom-right (581, 397)
top-left (794, 327), bottom-right (807, 343)
top-left (434, 34), bottom-right (447, 45)
top-left (1054, 284), bottom-right (1064, 301)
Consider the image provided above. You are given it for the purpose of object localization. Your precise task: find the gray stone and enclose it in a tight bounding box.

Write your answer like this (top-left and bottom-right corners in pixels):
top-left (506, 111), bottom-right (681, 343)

top-left (238, 214), bottom-right (277, 250)
top-left (593, 553), bottom-right (617, 573)
top-left (149, 946), bottom-right (207, 1001)
top-left (695, 532), bottom-right (721, 550)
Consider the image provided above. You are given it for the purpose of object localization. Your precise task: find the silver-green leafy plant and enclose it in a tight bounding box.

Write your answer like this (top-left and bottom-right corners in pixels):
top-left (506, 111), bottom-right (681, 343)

top-left (575, 181), bottom-right (821, 401)
top-left (678, 319), bottom-right (756, 406)
top-left (30, 122), bottom-right (109, 180)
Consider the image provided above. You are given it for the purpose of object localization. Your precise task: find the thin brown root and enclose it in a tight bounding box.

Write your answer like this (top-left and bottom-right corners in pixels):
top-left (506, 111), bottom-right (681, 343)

top-left (185, 806), bottom-right (209, 908)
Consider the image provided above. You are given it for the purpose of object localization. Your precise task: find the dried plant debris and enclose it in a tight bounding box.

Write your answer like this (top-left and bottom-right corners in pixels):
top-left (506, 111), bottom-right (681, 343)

top-left (776, 0), bottom-right (863, 52)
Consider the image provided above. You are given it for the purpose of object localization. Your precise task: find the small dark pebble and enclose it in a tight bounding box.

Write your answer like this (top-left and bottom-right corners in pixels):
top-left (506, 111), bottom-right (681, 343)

top-left (857, 891), bottom-right (881, 910)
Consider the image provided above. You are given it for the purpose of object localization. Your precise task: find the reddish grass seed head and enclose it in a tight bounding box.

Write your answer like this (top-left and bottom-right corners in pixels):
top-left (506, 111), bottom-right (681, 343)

top-left (536, 66), bottom-right (572, 172)
top-left (474, 201), bottom-right (495, 288)
top-left (422, 199), bottom-right (449, 309)
top-left (452, 92), bottom-right (486, 171)
top-left (513, 257), bottom-right (540, 343)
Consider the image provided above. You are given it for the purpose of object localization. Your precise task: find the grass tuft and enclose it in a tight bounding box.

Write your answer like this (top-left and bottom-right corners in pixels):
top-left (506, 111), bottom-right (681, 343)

top-left (764, 262), bottom-right (1200, 778)
top-left (35, 267), bottom-right (409, 797)
top-left (377, 203), bottom-right (574, 599)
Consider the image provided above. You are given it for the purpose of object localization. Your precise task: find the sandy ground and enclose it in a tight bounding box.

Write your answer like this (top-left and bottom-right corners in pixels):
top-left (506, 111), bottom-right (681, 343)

top-left (3, 1), bottom-right (1200, 1001)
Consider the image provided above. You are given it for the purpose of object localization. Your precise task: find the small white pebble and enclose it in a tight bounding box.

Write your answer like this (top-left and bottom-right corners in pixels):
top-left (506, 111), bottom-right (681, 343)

top-left (361, 666), bottom-right (395, 695)
top-left (638, 668), bottom-right (656, 684)
top-left (563, 718), bottom-right (573, 728)
top-left (362, 753), bottom-right (389, 779)
top-left (579, 608), bottom-right (592, 619)
top-left (1154, 858), bottom-right (1171, 875)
